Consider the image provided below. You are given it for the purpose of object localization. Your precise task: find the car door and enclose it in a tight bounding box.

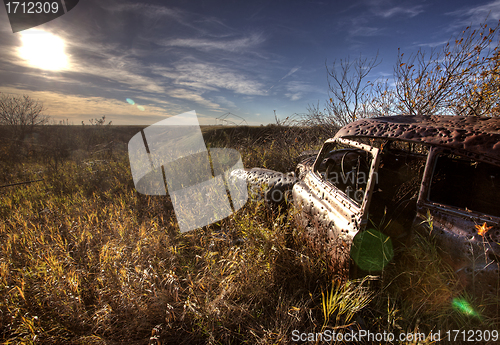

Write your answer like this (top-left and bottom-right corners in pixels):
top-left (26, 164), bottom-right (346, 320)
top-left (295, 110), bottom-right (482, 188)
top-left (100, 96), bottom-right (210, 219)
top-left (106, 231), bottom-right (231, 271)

top-left (292, 138), bottom-right (380, 273)
top-left (414, 146), bottom-right (500, 295)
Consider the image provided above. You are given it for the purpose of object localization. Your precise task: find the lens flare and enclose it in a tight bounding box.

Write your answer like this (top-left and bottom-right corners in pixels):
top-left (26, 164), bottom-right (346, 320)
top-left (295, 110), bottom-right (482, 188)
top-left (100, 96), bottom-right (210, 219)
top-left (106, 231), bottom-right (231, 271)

top-left (452, 298), bottom-right (479, 317)
top-left (126, 98), bottom-right (145, 111)
top-left (350, 228), bottom-right (394, 272)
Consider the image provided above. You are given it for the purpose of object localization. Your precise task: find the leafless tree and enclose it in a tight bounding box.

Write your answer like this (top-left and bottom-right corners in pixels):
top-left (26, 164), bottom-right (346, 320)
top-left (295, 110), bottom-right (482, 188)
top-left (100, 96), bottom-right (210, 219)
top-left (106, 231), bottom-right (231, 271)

top-left (0, 93), bottom-right (48, 140)
top-left (324, 54), bottom-right (381, 126)
top-left (304, 53), bottom-right (396, 129)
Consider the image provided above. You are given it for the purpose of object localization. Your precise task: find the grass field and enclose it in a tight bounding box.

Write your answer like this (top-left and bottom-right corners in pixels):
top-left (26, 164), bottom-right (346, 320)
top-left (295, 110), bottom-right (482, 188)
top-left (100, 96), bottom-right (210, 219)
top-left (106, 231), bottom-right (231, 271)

top-left (0, 124), bottom-right (499, 344)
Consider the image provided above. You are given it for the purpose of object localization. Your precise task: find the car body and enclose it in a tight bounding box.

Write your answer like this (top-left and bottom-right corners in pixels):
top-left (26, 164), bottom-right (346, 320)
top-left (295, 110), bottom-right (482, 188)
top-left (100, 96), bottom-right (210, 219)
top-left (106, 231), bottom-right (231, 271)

top-left (235, 115), bottom-right (500, 295)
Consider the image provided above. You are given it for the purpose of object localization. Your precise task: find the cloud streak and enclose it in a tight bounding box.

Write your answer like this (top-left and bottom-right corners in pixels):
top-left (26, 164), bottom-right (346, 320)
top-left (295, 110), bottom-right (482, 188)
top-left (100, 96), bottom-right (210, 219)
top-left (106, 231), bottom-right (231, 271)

top-left (350, 26), bottom-right (385, 37)
top-left (173, 62), bottom-right (266, 96)
top-left (447, 0), bottom-right (500, 23)
top-left (266, 66), bottom-right (300, 92)
top-left (284, 80), bottom-right (324, 101)
top-left (164, 33), bottom-right (264, 52)
top-left (168, 88), bottom-right (221, 110)
top-left (374, 5), bottom-right (424, 18)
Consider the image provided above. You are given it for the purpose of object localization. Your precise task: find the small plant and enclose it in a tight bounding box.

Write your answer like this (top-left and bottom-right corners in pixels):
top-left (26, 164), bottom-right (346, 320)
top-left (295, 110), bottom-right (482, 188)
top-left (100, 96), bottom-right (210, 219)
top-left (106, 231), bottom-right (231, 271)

top-left (321, 276), bottom-right (373, 330)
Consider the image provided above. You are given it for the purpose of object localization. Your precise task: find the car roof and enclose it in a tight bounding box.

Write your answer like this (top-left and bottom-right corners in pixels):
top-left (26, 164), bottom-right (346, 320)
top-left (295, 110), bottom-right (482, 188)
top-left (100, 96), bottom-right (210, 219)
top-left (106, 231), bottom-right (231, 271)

top-left (333, 115), bottom-right (500, 164)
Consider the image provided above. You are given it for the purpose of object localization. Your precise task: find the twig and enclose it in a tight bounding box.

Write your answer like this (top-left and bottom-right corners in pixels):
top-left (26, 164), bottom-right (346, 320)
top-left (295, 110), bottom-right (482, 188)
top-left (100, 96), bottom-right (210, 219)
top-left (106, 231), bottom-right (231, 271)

top-left (0, 179), bottom-right (44, 189)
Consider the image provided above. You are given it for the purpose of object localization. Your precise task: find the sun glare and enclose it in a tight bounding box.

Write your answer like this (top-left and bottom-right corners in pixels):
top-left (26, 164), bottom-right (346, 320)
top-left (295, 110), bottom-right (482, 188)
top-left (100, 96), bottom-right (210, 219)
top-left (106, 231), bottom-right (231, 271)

top-left (19, 29), bottom-right (69, 71)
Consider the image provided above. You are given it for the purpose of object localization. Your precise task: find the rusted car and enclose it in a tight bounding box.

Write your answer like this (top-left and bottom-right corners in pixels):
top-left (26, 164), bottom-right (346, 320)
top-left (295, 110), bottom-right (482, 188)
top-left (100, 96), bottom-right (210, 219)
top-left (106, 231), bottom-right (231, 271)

top-left (235, 115), bottom-right (500, 295)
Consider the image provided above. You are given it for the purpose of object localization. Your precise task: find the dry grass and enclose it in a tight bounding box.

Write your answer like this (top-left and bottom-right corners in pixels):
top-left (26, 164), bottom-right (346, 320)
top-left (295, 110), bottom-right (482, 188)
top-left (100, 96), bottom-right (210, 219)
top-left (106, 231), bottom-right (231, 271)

top-left (0, 125), bottom-right (499, 344)
top-left (0, 158), bottom-right (329, 344)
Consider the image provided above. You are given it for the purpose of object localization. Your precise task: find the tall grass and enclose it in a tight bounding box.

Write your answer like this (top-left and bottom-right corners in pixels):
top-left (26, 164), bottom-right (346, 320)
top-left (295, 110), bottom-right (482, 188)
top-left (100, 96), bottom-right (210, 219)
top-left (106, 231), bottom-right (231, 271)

top-left (0, 157), bottom-right (329, 344)
top-left (0, 125), bottom-right (498, 344)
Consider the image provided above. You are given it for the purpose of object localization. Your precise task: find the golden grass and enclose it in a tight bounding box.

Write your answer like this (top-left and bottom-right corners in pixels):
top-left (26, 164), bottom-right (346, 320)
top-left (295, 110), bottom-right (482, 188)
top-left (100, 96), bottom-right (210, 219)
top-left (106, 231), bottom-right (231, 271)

top-left (0, 126), bottom-right (498, 344)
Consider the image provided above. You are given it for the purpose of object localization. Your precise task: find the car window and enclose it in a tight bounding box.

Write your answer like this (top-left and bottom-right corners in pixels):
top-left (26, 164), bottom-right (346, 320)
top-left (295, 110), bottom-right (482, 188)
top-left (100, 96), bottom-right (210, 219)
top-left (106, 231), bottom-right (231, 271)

top-left (314, 142), bottom-right (373, 206)
top-left (429, 153), bottom-right (500, 217)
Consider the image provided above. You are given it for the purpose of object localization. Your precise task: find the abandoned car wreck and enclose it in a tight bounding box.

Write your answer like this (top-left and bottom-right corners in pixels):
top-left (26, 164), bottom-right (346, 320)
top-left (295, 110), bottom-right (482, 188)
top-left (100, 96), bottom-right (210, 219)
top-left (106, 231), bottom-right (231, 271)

top-left (234, 115), bottom-right (500, 296)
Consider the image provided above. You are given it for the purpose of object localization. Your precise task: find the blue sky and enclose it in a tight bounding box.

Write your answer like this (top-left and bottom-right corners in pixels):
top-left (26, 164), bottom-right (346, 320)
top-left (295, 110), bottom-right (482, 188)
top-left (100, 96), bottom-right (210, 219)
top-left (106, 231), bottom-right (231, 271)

top-left (0, 0), bottom-right (499, 125)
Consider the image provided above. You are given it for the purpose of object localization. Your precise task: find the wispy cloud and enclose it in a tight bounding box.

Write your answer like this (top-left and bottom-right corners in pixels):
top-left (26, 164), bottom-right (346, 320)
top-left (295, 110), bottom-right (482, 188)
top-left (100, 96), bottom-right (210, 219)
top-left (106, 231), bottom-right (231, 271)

top-left (168, 88), bottom-right (221, 110)
top-left (109, 2), bottom-right (183, 18)
top-left (267, 66), bottom-right (301, 92)
top-left (103, 2), bottom-right (241, 38)
top-left (173, 62), bottom-right (266, 96)
top-left (74, 63), bottom-right (166, 94)
top-left (281, 66), bottom-right (300, 80)
top-left (447, 0), bottom-right (500, 23)
top-left (7, 30), bottom-right (168, 96)
top-left (286, 93), bottom-right (302, 101)
top-left (341, 0), bottom-right (424, 40)
top-left (344, 8), bottom-right (386, 38)
top-left (414, 40), bottom-right (450, 48)
top-left (374, 5), bottom-right (424, 18)
top-left (104, 2), bottom-right (196, 31)
top-left (164, 33), bottom-right (264, 52)
top-left (284, 81), bottom-right (323, 101)
top-left (364, 0), bottom-right (424, 18)
top-left (350, 26), bottom-right (385, 37)
top-left (214, 96), bottom-right (237, 109)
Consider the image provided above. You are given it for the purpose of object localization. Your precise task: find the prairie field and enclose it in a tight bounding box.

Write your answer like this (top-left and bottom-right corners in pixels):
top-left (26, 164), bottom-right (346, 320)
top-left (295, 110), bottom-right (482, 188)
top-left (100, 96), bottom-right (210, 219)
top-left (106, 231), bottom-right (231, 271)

top-left (0, 124), bottom-right (499, 344)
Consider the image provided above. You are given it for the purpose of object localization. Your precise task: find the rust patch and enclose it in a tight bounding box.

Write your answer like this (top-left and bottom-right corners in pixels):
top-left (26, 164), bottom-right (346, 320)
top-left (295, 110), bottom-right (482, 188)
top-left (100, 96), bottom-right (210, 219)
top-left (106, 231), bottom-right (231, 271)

top-left (415, 207), bottom-right (500, 296)
top-left (335, 115), bottom-right (500, 165)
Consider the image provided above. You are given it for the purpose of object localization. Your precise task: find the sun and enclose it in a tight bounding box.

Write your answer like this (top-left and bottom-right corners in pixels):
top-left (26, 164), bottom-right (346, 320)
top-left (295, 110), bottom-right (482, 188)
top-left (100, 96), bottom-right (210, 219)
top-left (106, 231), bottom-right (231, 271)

top-left (18, 29), bottom-right (69, 71)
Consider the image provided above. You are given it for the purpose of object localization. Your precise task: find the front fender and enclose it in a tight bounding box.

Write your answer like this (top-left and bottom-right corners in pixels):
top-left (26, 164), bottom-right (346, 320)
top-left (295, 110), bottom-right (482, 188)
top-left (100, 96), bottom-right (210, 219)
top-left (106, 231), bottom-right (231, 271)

top-left (231, 168), bottom-right (298, 207)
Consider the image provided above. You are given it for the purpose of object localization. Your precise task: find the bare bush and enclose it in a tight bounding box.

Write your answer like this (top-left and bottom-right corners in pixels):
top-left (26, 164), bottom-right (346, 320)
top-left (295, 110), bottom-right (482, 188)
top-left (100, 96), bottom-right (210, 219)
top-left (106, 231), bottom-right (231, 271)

top-left (394, 21), bottom-right (500, 116)
top-left (81, 115), bottom-right (114, 155)
top-left (0, 93), bottom-right (48, 140)
top-left (305, 20), bottom-right (500, 129)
